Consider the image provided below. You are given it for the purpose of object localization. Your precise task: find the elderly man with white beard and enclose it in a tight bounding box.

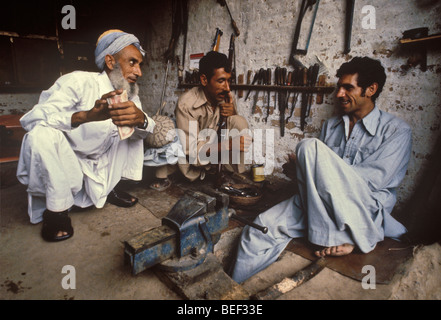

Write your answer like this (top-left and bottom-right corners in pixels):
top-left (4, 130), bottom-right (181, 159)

top-left (16, 30), bottom-right (155, 242)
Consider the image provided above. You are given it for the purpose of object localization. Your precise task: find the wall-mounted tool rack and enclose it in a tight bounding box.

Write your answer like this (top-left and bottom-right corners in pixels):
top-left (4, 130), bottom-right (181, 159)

top-left (178, 83), bottom-right (335, 94)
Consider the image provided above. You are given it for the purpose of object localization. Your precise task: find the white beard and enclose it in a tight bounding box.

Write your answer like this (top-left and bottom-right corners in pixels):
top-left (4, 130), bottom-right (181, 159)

top-left (108, 63), bottom-right (139, 99)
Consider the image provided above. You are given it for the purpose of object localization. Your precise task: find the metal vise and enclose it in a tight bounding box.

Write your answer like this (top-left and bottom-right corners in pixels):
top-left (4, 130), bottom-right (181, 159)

top-left (124, 189), bottom-right (230, 275)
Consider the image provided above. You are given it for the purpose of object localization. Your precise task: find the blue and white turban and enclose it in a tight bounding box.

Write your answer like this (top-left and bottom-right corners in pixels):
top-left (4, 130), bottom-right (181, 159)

top-left (95, 29), bottom-right (145, 70)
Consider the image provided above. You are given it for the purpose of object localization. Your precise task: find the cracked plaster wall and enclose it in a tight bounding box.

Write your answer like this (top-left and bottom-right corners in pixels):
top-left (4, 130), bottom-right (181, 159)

top-left (139, 0), bottom-right (441, 214)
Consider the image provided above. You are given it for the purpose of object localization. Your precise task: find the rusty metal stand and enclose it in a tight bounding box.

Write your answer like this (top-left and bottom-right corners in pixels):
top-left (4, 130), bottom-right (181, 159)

top-left (154, 253), bottom-right (249, 300)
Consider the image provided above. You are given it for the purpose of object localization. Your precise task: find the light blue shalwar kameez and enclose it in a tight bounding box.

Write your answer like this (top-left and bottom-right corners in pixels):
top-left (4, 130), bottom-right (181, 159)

top-left (231, 107), bottom-right (412, 283)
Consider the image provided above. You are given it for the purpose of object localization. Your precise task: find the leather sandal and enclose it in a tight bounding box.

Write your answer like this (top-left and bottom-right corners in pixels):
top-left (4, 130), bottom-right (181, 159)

top-left (106, 189), bottom-right (138, 208)
top-left (41, 210), bottom-right (74, 242)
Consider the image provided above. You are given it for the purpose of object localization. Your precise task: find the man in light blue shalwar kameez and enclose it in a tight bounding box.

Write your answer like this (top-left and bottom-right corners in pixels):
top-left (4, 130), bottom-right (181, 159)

top-left (230, 57), bottom-right (412, 284)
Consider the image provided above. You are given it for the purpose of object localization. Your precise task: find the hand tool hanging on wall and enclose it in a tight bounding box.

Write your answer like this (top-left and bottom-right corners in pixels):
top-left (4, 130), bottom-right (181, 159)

top-left (179, 0), bottom-right (189, 83)
top-left (164, 0), bottom-right (188, 63)
top-left (252, 68), bottom-right (265, 115)
top-left (289, 0), bottom-right (320, 66)
top-left (244, 70), bottom-right (260, 101)
top-left (300, 67), bottom-right (309, 131)
top-left (300, 64), bottom-right (320, 131)
top-left (264, 68), bottom-right (272, 123)
top-left (212, 28), bottom-right (223, 51)
top-left (160, 60), bottom-right (171, 112)
top-left (284, 70), bottom-right (293, 120)
top-left (228, 33), bottom-right (236, 84)
top-left (285, 67), bottom-right (301, 123)
top-left (278, 68), bottom-right (288, 137)
top-left (343, 0), bottom-right (355, 54)
top-left (217, 0), bottom-right (240, 36)
top-left (274, 67), bottom-right (280, 112)
top-left (307, 63), bottom-right (320, 115)
top-left (164, 0), bottom-right (188, 104)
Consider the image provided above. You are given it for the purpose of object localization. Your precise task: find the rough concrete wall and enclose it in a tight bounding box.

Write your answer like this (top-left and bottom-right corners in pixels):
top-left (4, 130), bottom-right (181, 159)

top-left (140, 0), bottom-right (441, 212)
top-left (0, 93), bottom-right (40, 115)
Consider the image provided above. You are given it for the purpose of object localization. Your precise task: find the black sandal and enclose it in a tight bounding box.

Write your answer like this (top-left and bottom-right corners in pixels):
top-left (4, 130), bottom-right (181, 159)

top-left (41, 210), bottom-right (74, 242)
top-left (106, 189), bottom-right (138, 208)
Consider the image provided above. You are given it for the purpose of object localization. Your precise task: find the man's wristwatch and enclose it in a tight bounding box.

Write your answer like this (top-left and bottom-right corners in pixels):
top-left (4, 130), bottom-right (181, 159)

top-left (141, 115), bottom-right (148, 130)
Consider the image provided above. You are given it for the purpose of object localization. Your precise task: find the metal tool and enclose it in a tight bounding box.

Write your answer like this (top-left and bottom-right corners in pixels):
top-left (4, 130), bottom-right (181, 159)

top-left (244, 70), bottom-right (260, 101)
top-left (217, 0), bottom-right (240, 36)
top-left (299, 63), bottom-right (320, 131)
top-left (289, 0), bottom-right (320, 65)
top-left (159, 59), bottom-right (171, 111)
top-left (252, 68), bottom-right (265, 115)
top-left (228, 33), bottom-right (236, 84)
top-left (230, 212), bottom-right (268, 234)
top-left (212, 28), bottom-right (223, 51)
top-left (300, 67), bottom-right (309, 131)
top-left (308, 64), bottom-right (320, 113)
top-left (264, 68), bottom-right (272, 123)
top-left (275, 67), bottom-right (288, 137)
top-left (344, 0), bottom-right (355, 54)
top-left (124, 189), bottom-right (267, 275)
top-left (286, 67), bottom-right (301, 123)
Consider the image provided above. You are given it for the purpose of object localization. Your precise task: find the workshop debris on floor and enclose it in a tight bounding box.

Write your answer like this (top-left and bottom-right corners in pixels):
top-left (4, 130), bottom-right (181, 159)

top-left (1, 165), bottom-right (441, 300)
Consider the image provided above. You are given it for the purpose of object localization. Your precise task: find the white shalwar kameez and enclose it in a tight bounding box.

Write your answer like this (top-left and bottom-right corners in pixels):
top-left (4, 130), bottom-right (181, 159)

top-left (16, 71), bottom-right (155, 224)
top-left (231, 107), bottom-right (412, 283)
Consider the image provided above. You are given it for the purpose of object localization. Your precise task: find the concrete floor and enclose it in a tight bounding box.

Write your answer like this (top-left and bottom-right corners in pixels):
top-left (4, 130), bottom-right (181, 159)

top-left (1, 165), bottom-right (441, 301)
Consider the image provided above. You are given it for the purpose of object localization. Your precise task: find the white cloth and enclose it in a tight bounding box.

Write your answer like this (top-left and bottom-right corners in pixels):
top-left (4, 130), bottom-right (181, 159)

top-left (231, 106), bottom-right (412, 283)
top-left (95, 32), bottom-right (145, 70)
top-left (143, 132), bottom-right (185, 167)
top-left (17, 71), bottom-right (155, 224)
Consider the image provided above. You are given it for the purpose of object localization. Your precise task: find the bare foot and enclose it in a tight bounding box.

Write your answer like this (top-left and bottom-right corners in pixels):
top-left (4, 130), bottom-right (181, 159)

top-left (56, 231), bottom-right (69, 237)
top-left (149, 178), bottom-right (171, 191)
top-left (314, 243), bottom-right (355, 257)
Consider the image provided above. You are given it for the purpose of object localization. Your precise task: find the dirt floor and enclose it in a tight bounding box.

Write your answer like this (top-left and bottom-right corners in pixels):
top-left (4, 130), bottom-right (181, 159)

top-left (1, 164), bottom-right (441, 301)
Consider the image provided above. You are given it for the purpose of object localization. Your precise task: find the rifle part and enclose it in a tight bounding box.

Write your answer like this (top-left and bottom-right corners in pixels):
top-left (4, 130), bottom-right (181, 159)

top-left (217, 0), bottom-right (240, 36)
